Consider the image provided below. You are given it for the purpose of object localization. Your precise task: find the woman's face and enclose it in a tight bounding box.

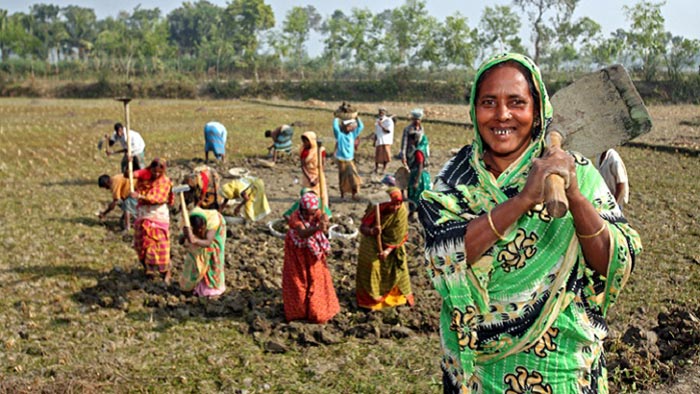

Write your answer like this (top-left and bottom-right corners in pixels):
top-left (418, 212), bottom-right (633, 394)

top-left (475, 64), bottom-right (535, 162)
top-left (193, 223), bottom-right (206, 239)
top-left (386, 200), bottom-right (402, 214)
top-left (301, 207), bottom-right (317, 221)
top-left (302, 136), bottom-right (311, 149)
top-left (151, 162), bottom-right (166, 178)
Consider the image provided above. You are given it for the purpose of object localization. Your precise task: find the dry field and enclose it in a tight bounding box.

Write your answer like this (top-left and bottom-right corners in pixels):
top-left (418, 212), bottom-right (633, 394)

top-left (0, 98), bottom-right (698, 393)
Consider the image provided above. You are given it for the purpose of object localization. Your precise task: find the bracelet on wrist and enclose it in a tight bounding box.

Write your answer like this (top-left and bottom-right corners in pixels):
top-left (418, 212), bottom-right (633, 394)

top-left (576, 223), bottom-right (607, 239)
top-left (487, 210), bottom-right (507, 241)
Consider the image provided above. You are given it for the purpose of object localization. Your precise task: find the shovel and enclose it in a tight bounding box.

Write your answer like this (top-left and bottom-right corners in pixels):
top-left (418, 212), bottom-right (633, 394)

top-left (543, 64), bottom-right (653, 218)
top-left (173, 184), bottom-right (192, 228)
top-left (116, 97), bottom-right (135, 193)
top-left (317, 138), bottom-right (328, 212)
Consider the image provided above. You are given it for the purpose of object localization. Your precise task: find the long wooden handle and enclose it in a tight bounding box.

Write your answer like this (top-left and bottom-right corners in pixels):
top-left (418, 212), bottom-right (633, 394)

top-left (375, 204), bottom-right (383, 254)
top-left (179, 192), bottom-right (191, 228)
top-left (317, 146), bottom-right (326, 212)
top-left (544, 131), bottom-right (569, 218)
top-left (124, 102), bottom-right (134, 193)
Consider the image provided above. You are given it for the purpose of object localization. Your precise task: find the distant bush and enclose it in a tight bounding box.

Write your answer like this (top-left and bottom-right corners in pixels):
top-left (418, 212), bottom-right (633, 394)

top-left (2, 71), bottom-right (700, 104)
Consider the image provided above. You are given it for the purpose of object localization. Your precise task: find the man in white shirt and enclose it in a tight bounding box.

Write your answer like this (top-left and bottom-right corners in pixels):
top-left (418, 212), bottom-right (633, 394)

top-left (373, 107), bottom-right (394, 174)
top-left (596, 148), bottom-right (629, 209)
top-left (105, 122), bottom-right (146, 172)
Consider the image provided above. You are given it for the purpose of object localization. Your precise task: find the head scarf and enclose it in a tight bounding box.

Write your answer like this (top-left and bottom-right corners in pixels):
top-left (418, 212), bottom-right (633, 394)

top-left (387, 187), bottom-right (403, 203)
top-left (150, 157), bottom-right (167, 169)
top-left (381, 175), bottom-right (396, 186)
top-left (468, 53), bottom-right (553, 193)
top-left (300, 192), bottom-right (320, 211)
top-left (410, 108), bottom-right (424, 120)
top-left (301, 131), bottom-right (318, 162)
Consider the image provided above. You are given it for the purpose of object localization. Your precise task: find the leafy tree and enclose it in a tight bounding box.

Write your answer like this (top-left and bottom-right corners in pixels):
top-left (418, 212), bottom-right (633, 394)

top-left (512, 0), bottom-right (578, 65)
top-left (224, 0), bottom-right (275, 81)
top-left (0, 10), bottom-right (41, 62)
top-left (664, 34), bottom-right (700, 81)
top-left (384, 0), bottom-right (436, 67)
top-left (589, 28), bottom-right (627, 67)
top-left (546, 16), bottom-right (601, 70)
top-left (29, 3), bottom-right (68, 63)
top-left (477, 5), bottom-right (525, 60)
top-left (282, 5), bottom-right (321, 79)
top-left (344, 8), bottom-right (383, 73)
top-left (61, 5), bottom-right (96, 61)
top-left (95, 13), bottom-right (130, 76)
top-left (622, 0), bottom-right (667, 81)
top-left (438, 12), bottom-right (478, 69)
top-left (167, 1), bottom-right (222, 58)
top-left (320, 10), bottom-right (350, 77)
top-left (128, 7), bottom-right (173, 75)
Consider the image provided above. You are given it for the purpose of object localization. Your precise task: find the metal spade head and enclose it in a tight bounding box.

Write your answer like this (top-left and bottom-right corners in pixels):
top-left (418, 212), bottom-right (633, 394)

top-left (172, 184), bottom-right (191, 194)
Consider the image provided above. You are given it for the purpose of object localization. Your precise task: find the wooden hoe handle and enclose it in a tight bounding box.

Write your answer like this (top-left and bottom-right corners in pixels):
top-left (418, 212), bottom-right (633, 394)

top-left (375, 204), bottom-right (383, 254)
top-left (179, 192), bottom-right (191, 228)
top-left (544, 132), bottom-right (569, 218)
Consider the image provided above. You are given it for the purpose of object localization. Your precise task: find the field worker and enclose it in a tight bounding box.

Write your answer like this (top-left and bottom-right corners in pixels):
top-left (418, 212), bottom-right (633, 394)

top-left (179, 207), bottom-right (227, 298)
top-left (418, 53), bottom-right (641, 393)
top-left (332, 102), bottom-right (364, 200)
top-left (404, 119), bottom-right (431, 214)
top-left (596, 148), bottom-right (629, 209)
top-left (219, 176), bottom-right (271, 222)
top-left (265, 124), bottom-right (294, 162)
top-left (374, 107), bottom-right (395, 174)
top-left (105, 122), bottom-right (146, 173)
top-left (356, 187), bottom-right (414, 310)
top-left (183, 165), bottom-right (222, 210)
top-left (399, 109), bottom-right (424, 164)
top-left (98, 173), bottom-right (137, 231)
top-left (204, 121), bottom-right (227, 163)
top-left (131, 158), bottom-right (174, 283)
top-left (282, 191), bottom-right (339, 324)
top-left (300, 131), bottom-right (329, 209)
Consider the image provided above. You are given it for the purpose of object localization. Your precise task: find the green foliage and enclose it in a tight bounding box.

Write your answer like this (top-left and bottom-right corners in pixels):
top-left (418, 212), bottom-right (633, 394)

top-left (512, 0), bottom-right (578, 64)
top-left (664, 35), bottom-right (700, 82)
top-left (623, 0), bottom-right (667, 82)
top-left (281, 5), bottom-right (321, 77)
top-left (477, 5), bottom-right (526, 59)
top-left (1, 0), bottom-right (700, 98)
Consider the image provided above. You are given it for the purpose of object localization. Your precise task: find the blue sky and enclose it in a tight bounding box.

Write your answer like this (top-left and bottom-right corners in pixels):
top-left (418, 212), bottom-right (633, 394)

top-left (5, 0), bottom-right (699, 56)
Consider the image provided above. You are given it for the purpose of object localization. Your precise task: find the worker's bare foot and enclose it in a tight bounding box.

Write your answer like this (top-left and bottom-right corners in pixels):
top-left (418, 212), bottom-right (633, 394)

top-left (163, 271), bottom-right (172, 285)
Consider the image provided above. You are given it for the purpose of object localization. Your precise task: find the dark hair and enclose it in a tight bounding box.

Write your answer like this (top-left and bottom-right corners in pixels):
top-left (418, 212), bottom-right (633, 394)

top-left (264, 130), bottom-right (272, 137)
top-left (190, 215), bottom-right (206, 232)
top-left (475, 60), bottom-right (542, 135)
top-left (98, 174), bottom-right (111, 188)
top-left (114, 122), bottom-right (123, 132)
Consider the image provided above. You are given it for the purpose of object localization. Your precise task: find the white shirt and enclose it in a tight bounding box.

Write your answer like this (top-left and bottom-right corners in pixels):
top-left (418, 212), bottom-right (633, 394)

top-left (111, 129), bottom-right (145, 155)
top-left (374, 115), bottom-right (394, 145)
top-left (596, 149), bottom-right (629, 206)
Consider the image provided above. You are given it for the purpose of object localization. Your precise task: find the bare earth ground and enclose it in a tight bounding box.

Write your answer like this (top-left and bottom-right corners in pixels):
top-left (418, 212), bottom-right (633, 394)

top-left (0, 98), bottom-right (698, 393)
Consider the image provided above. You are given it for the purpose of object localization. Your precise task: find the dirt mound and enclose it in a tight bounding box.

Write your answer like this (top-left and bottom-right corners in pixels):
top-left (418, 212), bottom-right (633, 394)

top-left (75, 213), bottom-right (440, 351)
top-left (607, 307), bottom-right (700, 391)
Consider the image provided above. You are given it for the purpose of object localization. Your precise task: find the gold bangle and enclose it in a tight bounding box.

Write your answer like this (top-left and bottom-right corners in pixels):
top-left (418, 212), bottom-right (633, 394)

top-left (576, 223), bottom-right (607, 239)
top-left (487, 210), bottom-right (507, 241)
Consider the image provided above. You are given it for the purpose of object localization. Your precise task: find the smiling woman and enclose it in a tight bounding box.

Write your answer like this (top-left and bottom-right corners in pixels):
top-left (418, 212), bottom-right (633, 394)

top-left (418, 53), bottom-right (642, 393)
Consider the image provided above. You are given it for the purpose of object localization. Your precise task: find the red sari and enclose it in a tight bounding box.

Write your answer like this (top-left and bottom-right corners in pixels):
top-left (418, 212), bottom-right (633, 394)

top-left (282, 210), bottom-right (339, 324)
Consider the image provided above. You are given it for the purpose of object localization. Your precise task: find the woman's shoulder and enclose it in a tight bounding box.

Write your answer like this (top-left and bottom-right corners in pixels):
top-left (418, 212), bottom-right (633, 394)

top-left (434, 145), bottom-right (476, 188)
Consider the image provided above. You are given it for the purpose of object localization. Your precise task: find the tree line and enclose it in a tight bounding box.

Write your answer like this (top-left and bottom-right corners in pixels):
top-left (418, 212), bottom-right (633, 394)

top-left (0, 0), bottom-right (698, 85)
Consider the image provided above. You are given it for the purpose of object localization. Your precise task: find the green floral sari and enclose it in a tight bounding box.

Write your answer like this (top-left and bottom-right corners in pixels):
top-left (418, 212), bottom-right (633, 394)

top-left (179, 208), bottom-right (226, 296)
top-left (417, 53), bottom-right (642, 393)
